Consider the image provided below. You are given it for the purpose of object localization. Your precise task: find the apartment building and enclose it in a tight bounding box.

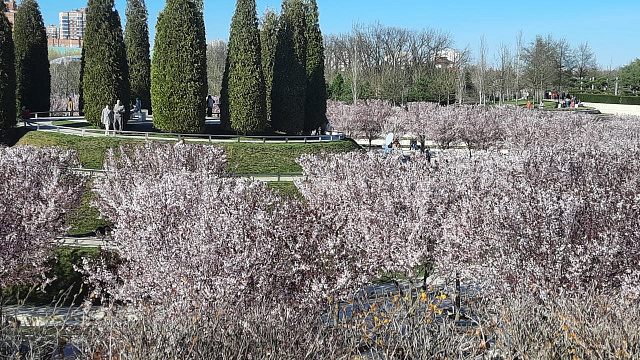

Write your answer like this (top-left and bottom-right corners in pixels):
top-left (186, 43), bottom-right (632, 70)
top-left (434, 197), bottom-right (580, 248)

top-left (59, 8), bottom-right (85, 40)
top-left (3, 0), bottom-right (17, 32)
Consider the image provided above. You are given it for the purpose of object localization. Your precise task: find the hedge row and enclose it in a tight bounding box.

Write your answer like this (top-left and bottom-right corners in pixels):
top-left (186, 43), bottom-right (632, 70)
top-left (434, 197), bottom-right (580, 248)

top-left (576, 93), bottom-right (640, 105)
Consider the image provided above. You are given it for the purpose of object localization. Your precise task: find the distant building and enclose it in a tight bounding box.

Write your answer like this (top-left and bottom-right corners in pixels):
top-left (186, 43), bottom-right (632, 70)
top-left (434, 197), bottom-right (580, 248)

top-left (59, 8), bottom-right (85, 41)
top-left (3, 0), bottom-right (17, 32)
top-left (435, 48), bottom-right (461, 70)
top-left (49, 8), bottom-right (85, 47)
top-left (46, 24), bottom-right (59, 39)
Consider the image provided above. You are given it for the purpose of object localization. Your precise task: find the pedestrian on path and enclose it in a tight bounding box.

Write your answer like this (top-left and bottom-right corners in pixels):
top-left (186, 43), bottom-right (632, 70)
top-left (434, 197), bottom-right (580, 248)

top-left (114, 99), bottom-right (125, 132)
top-left (101, 104), bottom-right (113, 136)
top-left (207, 95), bottom-right (214, 117)
top-left (67, 97), bottom-right (74, 116)
top-left (21, 106), bottom-right (30, 123)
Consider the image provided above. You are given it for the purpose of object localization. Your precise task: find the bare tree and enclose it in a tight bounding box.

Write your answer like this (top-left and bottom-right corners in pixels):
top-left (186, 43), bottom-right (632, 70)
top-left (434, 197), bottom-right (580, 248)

top-left (575, 42), bottom-right (597, 90)
top-left (324, 23), bottom-right (454, 104)
top-left (522, 35), bottom-right (555, 103)
top-left (473, 36), bottom-right (488, 105)
top-left (206, 40), bottom-right (227, 96)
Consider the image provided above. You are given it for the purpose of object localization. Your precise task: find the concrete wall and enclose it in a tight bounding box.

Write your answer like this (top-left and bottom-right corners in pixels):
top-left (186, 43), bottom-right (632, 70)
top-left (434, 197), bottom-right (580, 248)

top-left (582, 102), bottom-right (640, 116)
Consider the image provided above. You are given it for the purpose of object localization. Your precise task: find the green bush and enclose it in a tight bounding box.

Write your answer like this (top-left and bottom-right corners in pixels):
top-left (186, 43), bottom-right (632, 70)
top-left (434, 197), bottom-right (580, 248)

top-left (620, 96), bottom-right (640, 105)
top-left (576, 93), bottom-right (640, 105)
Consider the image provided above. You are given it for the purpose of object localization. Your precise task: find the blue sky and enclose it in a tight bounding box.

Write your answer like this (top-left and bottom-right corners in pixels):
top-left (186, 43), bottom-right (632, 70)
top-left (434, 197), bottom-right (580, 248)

top-left (38, 0), bottom-right (639, 69)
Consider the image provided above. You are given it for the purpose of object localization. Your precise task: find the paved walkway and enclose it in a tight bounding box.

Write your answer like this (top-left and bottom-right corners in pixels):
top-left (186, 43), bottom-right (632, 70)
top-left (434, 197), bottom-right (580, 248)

top-left (22, 117), bottom-right (344, 144)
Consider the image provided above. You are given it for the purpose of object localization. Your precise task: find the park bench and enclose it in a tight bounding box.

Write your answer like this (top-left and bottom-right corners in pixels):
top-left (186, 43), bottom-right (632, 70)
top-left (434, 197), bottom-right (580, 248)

top-left (130, 109), bottom-right (148, 122)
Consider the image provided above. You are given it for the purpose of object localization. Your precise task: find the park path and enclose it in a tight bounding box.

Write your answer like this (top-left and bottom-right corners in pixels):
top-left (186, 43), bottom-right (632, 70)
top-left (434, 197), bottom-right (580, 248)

top-left (22, 117), bottom-right (344, 144)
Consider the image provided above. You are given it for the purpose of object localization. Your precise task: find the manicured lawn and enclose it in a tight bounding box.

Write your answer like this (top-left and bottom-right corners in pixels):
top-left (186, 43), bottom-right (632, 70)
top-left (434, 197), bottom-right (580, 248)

top-left (14, 130), bottom-right (361, 173)
top-left (223, 140), bottom-right (360, 174)
top-left (66, 182), bottom-right (112, 236)
top-left (15, 131), bottom-right (136, 169)
top-left (267, 181), bottom-right (302, 199)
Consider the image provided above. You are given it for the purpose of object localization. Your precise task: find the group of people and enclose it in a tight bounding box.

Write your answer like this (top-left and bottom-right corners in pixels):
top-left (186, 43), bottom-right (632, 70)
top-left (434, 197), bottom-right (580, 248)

top-left (101, 100), bottom-right (126, 135)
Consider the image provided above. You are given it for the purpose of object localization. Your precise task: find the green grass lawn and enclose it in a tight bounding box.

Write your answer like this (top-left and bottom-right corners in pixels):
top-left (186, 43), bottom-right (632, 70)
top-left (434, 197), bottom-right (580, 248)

top-left (14, 130), bottom-right (361, 173)
top-left (223, 140), bottom-right (360, 174)
top-left (66, 182), bottom-right (112, 236)
top-left (15, 131), bottom-right (136, 169)
top-left (267, 181), bottom-right (302, 199)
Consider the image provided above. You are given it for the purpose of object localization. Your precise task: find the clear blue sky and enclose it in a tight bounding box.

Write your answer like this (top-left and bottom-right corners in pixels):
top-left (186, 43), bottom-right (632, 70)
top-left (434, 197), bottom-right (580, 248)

top-left (38, 0), bottom-right (639, 69)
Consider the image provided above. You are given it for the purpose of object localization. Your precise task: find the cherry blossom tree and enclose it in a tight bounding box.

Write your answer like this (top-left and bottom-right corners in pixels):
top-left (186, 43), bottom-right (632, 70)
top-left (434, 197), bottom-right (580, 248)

top-left (87, 143), bottom-right (392, 314)
top-left (0, 146), bottom-right (87, 288)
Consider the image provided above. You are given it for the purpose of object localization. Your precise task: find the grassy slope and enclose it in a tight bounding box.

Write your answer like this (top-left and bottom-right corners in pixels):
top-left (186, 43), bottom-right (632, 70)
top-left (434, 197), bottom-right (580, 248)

top-left (15, 131), bottom-right (134, 169)
top-left (223, 140), bottom-right (360, 173)
top-left (7, 131), bottom-right (358, 305)
top-left (15, 130), bottom-right (360, 173)
top-left (14, 130), bottom-right (359, 234)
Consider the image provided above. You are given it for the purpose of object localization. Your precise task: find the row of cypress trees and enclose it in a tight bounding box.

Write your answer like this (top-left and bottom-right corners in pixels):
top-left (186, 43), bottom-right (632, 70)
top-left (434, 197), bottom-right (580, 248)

top-left (82, 0), bottom-right (206, 133)
top-left (0, 0), bottom-right (49, 139)
top-left (221, 0), bottom-right (327, 135)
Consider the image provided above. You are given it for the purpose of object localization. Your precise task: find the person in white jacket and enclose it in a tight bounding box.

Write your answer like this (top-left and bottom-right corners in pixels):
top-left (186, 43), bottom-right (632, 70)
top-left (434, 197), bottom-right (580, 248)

top-left (101, 104), bottom-right (113, 136)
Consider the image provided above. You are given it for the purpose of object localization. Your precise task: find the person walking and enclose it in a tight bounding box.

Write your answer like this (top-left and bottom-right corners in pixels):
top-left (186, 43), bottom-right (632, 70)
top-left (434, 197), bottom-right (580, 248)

top-left (206, 95), bottom-right (214, 118)
top-left (113, 99), bottom-right (125, 132)
top-left (67, 97), bottom-right (74, 116)
top-left (101, 104), bottom-right (113, 136)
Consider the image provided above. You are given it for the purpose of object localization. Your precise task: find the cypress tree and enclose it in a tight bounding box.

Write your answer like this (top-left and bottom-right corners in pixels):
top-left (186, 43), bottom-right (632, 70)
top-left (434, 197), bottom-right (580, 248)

top-left (220, 0), bottom-right (266, 134)
top-left (303, 0), bottom-right (326, 134)
top-left (260, 8), bottom-right (278, 126)
top-left (151, 0), bottom-right (207, 133)
top-left (124, 0), bottom-right (151, 113)
top-left (0, 1), bottom-right (16, 135)
top-left (271, 0), bottom-right (307, 134)
top-left (78, 46), bottom-right (85, 115)
top-left (82, 0), bottom-right (130, 127)
top-left (219, 57), bottom-right (231, 130)
top-left (14, 0), bottom-right (49, 113)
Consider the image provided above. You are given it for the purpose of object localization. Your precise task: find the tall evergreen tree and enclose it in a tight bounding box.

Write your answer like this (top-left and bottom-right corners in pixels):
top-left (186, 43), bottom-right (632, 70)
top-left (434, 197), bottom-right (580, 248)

top-left (0, 1), bottom-right (16, 135)
top-left (220, 0), bottom-right (267, 134)
top-left (260, 8), bottom-right (278, 126)
top-left (303, 0), bottom-right (326, 134)
top-left (151, 0), bottom-right (207, 133)
top-left (78, 46), bottom-right (85, 115)
top-left (82, 0), bottom-right (130, 127)
top-left (14, 0), bottom-right (49, 113)
top-left (125, 0), bottom-right (151, 112)
top-left (271, 0), bottom-right (307, 134)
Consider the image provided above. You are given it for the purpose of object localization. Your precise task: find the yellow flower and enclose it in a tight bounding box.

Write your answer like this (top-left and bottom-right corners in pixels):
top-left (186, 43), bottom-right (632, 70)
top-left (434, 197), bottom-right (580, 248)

top-left (420, 292), bottom-right (427, 302)
top-left (436, 294), bottom-right (447, 300)
top-left (393, 295), bottom-right (399, 303)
